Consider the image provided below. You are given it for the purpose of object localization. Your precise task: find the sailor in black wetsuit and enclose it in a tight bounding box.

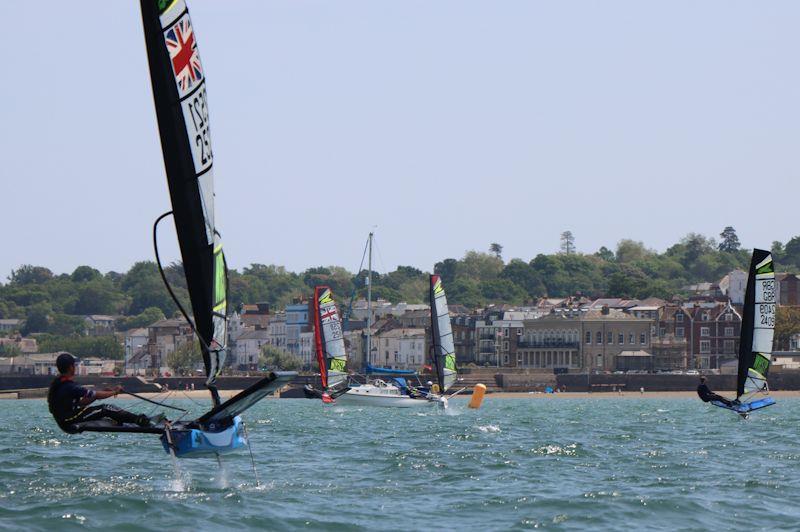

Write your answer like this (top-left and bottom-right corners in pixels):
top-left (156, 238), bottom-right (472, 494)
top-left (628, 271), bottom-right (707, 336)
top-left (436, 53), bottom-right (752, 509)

top-left (696, 376), bottom-right (735, 407)
top-left (47, 352), bottom-right (154, 433)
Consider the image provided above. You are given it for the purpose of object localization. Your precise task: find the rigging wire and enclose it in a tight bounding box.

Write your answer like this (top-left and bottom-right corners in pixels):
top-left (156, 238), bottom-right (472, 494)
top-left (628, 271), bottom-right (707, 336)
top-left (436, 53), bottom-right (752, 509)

top-left (341, 234), bottom-right (370, 328)
top-left (121, 390), bottom-right (189, 413)
top-left (152, 211), bottom-right (212, 354)
top-left (242, 421), bottom-right (261, 488)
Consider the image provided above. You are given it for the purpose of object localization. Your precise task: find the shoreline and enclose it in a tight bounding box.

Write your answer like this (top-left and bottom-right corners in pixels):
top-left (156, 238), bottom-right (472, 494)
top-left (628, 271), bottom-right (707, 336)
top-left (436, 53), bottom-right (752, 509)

top-left (84, 389), bottom-right (800, 400)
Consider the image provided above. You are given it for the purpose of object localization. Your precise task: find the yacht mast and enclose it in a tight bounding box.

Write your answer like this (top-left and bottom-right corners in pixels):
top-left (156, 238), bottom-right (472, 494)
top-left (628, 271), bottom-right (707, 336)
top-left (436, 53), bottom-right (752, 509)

top-left (366, 232), bottom-right (373, 367)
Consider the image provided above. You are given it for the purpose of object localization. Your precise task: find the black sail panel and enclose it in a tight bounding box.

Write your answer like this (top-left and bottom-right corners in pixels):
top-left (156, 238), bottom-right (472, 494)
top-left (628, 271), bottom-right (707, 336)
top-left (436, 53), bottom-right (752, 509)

top-left (141, 0), bottom-right (227, 398)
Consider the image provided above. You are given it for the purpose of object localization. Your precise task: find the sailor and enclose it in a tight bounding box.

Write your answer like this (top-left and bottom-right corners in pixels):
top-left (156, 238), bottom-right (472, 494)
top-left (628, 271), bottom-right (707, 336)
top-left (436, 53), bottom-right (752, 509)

top-left (696, 376), bottom-right (735, 407)
top-left (47, 352), bottom-right (158, 433)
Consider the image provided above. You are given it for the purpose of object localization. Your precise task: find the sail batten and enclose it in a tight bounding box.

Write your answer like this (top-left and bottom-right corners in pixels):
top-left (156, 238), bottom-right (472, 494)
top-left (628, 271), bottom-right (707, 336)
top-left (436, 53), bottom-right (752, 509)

top-left (430, 275), bottom-right (457, 392)
top-left (141, 0), bottom-right (227, 401)
top-left (313, 287), bottom-right (348, 390)
top-left (737, 249), bottom-right (775, 401)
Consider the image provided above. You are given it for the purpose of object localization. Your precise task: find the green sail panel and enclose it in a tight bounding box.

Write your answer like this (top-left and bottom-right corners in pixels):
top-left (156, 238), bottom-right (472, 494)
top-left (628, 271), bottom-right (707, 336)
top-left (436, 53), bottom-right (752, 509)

top-left (430, 275), bottom-right (457, 392)
top-left (141, 0), bottom-right (228, 393)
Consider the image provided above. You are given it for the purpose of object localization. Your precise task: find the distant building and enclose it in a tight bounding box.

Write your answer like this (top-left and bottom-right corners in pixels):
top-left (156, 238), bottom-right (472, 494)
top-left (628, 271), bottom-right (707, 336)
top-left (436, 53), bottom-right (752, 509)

top-left (129, 318), bottom-right (192, 373)
top-left (371, 328), bottom-right (426, 369)
top-left (0, 319), bottom-right (23, 333)
top-left (124, 328), bottom-right (149, 373)
top-left (475, 318), bottom-right (523, 367)
top-left (299, 330), bottom-right (315, 369)
top-left (519, 307), bottom-right (652, 371)
top-left (267, 312), bottom-right (287, 350)
top-left (241, 303), bottom-right (271, 329)
top-left (719, 269), bottom-right (747, 305)
top-left (776, 273), bottom-right (800, 306)
top-left (84, 315), bottom-right (116, 336)
top-left (285, 302), bottom-right (309, 356)
top-left (233, 329), bottom-right (269, 370)
top-left (0, 336), bottom-right (38, 354)
top-left (682, 302), bottom-right (741, 370)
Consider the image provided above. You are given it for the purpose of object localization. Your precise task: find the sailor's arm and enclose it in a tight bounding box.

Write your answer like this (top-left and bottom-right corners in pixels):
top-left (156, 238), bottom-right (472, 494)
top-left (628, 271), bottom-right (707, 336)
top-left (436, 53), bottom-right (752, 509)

top-left (78, 385), bottom-right (122, 405)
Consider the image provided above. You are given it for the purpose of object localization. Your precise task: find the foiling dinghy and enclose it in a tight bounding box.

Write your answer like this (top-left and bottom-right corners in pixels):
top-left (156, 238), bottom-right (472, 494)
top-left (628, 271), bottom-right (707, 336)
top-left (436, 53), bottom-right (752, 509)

top-left (63, 0), bottom-right (296, 458)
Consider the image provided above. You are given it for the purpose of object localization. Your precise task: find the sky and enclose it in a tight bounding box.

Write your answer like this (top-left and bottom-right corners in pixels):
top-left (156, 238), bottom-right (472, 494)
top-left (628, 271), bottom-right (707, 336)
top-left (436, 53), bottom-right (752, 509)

top-left (1, 1), bottom-right (798, 280)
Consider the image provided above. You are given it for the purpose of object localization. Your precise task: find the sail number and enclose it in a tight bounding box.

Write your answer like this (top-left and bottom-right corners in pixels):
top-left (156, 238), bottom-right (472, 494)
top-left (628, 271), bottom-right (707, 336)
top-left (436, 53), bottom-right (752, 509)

top-left (759, 279), bottom-right (776, 302)
top-left (187, 87), bottom-right (213, 167)
top-left (759, 303), bottom-right (776, 327)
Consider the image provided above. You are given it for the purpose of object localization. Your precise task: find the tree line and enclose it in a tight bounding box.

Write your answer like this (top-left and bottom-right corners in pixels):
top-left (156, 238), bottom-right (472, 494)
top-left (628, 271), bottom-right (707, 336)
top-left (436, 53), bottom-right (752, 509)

top-left (2, 228), bottom-right (799, 338)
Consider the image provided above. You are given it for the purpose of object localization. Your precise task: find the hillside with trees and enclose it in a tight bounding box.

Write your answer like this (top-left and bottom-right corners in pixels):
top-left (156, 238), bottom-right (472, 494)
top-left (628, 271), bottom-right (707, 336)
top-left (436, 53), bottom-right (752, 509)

top-left (2, 228), bottom-right (799, 336)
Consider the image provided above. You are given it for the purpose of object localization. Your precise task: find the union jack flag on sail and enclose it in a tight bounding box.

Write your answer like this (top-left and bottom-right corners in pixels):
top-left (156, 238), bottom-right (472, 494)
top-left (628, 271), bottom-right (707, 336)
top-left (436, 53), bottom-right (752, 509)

top-left (165, 15), bottom-right (203, 93)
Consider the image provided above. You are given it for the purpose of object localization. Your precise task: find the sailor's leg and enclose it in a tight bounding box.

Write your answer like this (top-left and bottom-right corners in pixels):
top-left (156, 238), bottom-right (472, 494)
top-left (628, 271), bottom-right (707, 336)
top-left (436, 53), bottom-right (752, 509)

top-left (82, 405), bottom-right (147, 425)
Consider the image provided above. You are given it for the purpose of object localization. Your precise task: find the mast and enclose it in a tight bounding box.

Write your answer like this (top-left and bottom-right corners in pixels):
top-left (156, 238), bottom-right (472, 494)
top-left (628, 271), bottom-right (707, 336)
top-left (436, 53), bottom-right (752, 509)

top-left (366, 232), bottom-right (373, 368)
top-left (141, 0), bottom-right (227, 407)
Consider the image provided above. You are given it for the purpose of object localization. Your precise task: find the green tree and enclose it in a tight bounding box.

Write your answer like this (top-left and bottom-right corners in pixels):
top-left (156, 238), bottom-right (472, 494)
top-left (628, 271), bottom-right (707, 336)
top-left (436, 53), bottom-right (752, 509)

top-left (501, 259), bottom-right (546, 298)
top-left (616, 239), bottom-right (651, 263)
top-left (38, 335), bottom-right (124, 359)
top-left (21, 303), bottom-right (51, 335)
top-left (458, 251), bottom-right (503, 281)
top-left (595, 246), bottom-right (615, 262)
top-left (116, 306), bottom-right (166, 331)
top-left (71, 265), bottom-right (102, 283)
top-left (434, 258), bottom-right (458, 285)
top-left (8, 265), bottom-right (53, 285)
top-left (0, 344), bottom-right (21, 356)
top-left (718, 226), bottom-right (741, 253)
top-left (560, 231), bottom-right (575, 254)
top-left (446, 278), bottom-right (484, 309)
top-left (259, 345), bottom-right (302, 371)
top-left (166, 340), bottom-right (203, 375)
top-left (489, 243), bottom-right (503, 260)
top-left (775, 307), bottom-right (800, 351)
top-left (49, 313), bottom-right (85, 336)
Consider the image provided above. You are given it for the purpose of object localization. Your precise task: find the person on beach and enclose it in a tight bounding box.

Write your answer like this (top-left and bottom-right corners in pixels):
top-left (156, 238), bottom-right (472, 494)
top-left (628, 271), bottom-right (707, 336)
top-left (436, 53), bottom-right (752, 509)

top-left (47, 352), bottom-right (162, 433)
top-left (696, 376), bottom-right (735, 407)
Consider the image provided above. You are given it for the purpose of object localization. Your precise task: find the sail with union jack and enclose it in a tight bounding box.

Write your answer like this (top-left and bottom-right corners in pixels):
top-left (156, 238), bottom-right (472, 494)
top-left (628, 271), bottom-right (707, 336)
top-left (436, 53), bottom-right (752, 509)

top-left (141, 0), bottom-right (227, 404)
top-left (313, 286), bottom-right (348, 390)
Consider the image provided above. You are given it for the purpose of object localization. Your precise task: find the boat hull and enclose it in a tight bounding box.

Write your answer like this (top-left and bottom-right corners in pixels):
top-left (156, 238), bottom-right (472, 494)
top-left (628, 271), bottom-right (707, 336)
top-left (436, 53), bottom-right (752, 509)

top-left (336, 385), bottom-right (444, 408)
top-left (161, 415), bottom-right (246, 458)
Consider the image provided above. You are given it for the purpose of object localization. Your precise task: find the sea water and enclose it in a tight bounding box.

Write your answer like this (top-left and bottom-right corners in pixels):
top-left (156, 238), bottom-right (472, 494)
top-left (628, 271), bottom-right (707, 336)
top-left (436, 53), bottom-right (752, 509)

top-left (1, 396), bottom-right (799, 530)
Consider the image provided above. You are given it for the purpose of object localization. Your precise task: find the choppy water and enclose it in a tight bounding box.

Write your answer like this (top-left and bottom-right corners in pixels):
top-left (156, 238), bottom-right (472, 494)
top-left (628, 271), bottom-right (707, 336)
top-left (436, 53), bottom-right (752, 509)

top-left (1, 396), bottom-right (799, 530)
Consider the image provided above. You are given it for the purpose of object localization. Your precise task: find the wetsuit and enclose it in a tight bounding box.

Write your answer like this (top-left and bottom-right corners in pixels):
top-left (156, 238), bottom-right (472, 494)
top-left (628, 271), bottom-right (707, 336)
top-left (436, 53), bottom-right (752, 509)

top-left (697, 383), bottom-right (734, 407)
top-left (47, 377), bottom-right (144, 433)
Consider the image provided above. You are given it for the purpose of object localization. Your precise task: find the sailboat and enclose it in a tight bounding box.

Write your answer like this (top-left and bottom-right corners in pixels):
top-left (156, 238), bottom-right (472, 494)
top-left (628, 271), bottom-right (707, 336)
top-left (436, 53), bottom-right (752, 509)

top-left (711, 248), bottom-right (776, 415)
top-left (69, 0), bottom-right (296, 458)
top-left (428, 274), bottom-right (458, 401)
top-left (303, 286), bottom-right (351, 403)
top-left (336, 234), bottom-right (447, 408)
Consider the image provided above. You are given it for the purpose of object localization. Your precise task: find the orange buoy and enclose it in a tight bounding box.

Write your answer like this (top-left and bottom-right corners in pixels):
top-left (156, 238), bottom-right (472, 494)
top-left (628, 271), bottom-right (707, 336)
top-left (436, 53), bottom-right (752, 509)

top-left (468, 383), bottom-right (486, 409)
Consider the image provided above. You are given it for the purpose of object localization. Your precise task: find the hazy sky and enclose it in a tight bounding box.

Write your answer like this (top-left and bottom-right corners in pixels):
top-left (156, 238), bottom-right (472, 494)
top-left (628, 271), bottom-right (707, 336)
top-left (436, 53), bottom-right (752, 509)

top-left (1, 1), bottom-right (798, 280)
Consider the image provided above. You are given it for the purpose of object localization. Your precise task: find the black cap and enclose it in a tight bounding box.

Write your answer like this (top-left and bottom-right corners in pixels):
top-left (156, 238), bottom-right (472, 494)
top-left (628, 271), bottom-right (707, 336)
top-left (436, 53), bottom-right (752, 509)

top-left (56, 352), bottom-right (76, 374)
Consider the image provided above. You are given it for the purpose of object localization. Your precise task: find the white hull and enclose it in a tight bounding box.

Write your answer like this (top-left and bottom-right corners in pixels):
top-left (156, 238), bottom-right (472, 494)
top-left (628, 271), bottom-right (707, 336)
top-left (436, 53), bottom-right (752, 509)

top-left (337, 382), bottom-right (446, 408)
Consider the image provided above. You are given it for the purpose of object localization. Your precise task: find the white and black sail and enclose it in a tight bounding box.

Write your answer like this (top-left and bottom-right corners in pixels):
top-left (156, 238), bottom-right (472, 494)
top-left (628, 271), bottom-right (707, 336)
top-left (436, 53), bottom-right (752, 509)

top-left (141, 0), bottom-right (227, 405)
top-left (429, 275), bottom-right (457, 392)
top-left (736, 249), bottom-right (776, 403)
